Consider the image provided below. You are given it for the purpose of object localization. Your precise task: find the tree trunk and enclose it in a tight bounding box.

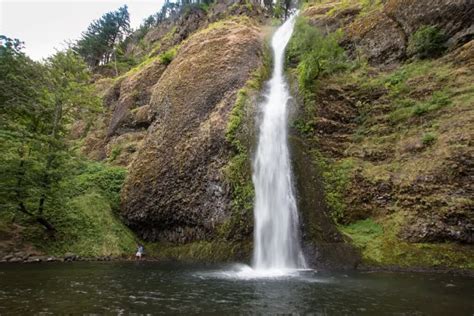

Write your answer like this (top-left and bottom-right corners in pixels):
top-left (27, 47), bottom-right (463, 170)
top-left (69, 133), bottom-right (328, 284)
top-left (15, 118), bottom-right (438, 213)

top-left (37, 99), bottom-right (62, 216)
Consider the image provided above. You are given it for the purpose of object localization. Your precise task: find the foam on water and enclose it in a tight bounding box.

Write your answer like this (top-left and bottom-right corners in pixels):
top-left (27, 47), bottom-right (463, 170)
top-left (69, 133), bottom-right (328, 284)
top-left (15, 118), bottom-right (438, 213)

top-left (194, 264), bottom-right (320, 282)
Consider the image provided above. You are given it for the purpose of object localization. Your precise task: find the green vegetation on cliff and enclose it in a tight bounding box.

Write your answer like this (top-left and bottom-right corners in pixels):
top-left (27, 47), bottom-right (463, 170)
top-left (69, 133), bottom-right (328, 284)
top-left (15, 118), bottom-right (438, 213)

top-left (288, 0), bottom-right (474, 270)
top-left (287, 17), bottom-right (348, 103)
top-left (0, 36), bottom-right (136, 258)
top-left (221, 42), bottom-right (271, 242)
top-left (28, 162), bottom-right (136, 257)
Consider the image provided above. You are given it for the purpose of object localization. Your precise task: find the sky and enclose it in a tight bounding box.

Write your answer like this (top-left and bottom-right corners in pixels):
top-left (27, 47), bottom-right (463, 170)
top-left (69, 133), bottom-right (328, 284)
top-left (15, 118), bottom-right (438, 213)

top-left (0, 0), bottom-right (165, 60)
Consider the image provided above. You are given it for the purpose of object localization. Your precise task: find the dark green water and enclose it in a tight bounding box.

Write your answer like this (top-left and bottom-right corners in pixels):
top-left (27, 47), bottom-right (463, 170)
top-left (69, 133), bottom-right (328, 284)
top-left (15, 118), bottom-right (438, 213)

top-left (0, 262), bottom-right (472, 315)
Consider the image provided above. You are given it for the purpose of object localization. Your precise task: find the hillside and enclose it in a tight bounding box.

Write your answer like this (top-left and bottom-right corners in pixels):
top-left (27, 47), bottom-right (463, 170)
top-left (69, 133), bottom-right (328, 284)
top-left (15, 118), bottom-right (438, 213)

top-left (287, 0), bottom-right (473, 269)
top-left (1, 0), bottom-right (472, 270)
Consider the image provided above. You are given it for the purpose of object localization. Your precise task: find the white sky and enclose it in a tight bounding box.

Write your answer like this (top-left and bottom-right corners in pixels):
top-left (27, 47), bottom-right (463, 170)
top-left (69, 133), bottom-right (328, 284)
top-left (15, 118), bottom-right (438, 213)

top-left (0, 0), bottom-right (165, 60)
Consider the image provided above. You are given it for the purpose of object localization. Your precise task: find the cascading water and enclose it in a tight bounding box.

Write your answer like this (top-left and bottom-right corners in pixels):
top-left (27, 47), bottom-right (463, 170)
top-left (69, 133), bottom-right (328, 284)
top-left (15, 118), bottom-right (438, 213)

top-left (252, 13), bottom-right (307, 272)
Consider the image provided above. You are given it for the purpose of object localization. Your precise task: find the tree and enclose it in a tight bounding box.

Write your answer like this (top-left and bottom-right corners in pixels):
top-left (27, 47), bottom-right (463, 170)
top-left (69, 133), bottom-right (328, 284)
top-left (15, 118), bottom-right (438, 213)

top-left (75, 5), bottom-right (131, 69)
top-left (273, 0), bottom-right (292, 19)
top-left (0, 38), bottom-right (100, 233)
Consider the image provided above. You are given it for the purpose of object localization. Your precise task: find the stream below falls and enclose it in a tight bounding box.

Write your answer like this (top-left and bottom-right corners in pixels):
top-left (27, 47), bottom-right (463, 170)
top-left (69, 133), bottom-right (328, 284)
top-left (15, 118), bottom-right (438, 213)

top-left (0, 262), bottom-right (472, 315)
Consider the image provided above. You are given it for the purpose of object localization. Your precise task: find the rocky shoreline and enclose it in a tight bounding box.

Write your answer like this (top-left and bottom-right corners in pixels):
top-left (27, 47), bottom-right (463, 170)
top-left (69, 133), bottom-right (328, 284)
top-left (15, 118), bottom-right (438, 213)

top-left (2, 251), bottom-right (473, 278)
top-left (0, 252), bottom-right (129, 264)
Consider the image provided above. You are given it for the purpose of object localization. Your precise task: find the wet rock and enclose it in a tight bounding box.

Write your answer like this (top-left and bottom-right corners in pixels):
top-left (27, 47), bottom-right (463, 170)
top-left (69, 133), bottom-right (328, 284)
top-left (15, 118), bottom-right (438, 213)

top-left (64, 253), bottom-right (78, 261)
top-left (25, 256), bottom-right (42, 263)
top-left (2, 254), bottom-right (14, 262)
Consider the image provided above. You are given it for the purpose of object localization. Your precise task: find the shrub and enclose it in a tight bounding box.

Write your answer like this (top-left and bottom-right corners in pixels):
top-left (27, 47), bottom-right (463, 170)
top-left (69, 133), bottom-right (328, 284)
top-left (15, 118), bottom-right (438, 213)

top-left (287, 17), bottom-right (348, 97)
top-left (159, 47), bottom-right (177, 65)
top-left (292, 119), bottom-right (315, 136)
top-left (389, 90), bottom-right (451, 123)
top-left (109, 145), bottom-right (122, 162)
top-left (408, 26), bottom-right (446, 59)
top-left (67, 162), bottom-right (127, 211)
top-left (421, 132), bottom-right (437, 146)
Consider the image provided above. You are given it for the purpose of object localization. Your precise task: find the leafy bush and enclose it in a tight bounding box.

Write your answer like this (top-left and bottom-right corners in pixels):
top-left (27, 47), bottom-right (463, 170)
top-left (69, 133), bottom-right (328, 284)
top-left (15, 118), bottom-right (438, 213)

top-left (408, 25), bottom-right (446, 59)
top-left (67, 162), bottom-right (127, 211)
top-left (413, 90), bottom-right (451, 116)
top-left (287, 17), bottom-right (348, 97)
top-left (292, 119), bottom-right (315, 136)
top-left (109, 145), bottom-right (122, 162)
top-left (17, 160), bottom-right (134, 257)
top-left (159, 47), bottom-right (177, 65)
top-left (421, 132), bottom-right (437, 146)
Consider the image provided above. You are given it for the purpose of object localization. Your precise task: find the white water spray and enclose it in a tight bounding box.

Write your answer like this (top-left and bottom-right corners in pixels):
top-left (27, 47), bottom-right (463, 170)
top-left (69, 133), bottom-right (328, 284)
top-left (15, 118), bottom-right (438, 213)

top-left (252, 13), bottom-right (306, 271)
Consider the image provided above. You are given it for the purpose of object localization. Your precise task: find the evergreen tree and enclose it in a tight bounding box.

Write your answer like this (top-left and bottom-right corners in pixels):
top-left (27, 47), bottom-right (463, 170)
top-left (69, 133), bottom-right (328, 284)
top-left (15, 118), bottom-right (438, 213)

top-left (75, 5), bottom-right (131, 69)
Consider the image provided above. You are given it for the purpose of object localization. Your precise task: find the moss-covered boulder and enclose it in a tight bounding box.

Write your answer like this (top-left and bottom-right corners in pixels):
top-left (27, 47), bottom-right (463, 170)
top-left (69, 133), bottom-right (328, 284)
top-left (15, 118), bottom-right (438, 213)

top-left (120, 18), bottom-right (265, 242)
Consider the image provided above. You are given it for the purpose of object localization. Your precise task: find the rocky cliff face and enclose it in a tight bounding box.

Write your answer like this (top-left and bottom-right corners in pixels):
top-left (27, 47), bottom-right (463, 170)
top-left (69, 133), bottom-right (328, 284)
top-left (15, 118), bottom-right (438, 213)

top-left (290, 0), bottom-right (473, 269)
top-left (342, 0), bottom-right (474, 63)
top-left (80, 0), bottom-right (473, 269)
top-left (80, 3), bottom-right (267, 249)
top-left (121, 18), bottom-right (264, 242)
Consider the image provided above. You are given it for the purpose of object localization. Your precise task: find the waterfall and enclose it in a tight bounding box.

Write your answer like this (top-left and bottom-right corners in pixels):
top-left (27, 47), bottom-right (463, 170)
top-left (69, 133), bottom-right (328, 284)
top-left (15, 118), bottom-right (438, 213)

top-left (252, 13), bottom-right (306, 271)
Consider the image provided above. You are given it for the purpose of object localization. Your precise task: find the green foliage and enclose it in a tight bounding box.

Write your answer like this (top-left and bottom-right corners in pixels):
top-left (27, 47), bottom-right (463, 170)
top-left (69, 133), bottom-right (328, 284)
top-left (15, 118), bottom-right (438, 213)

top-left (327, 0), bottom-right (351, 16)
top-left (226, 90), bottom-right (247, 148)
top-left (341, 218), bottom-right (383, 247)
top-left (65, 162), bottom-right (127, 211)
top-left (421, 132), bottom-right (437, 146)
top-left (38, 192), bottom-right (136, 257)
top-left (221, 152), bottom-right (254, 240)
top-left (413, 91), bottom-right (451, 115)
top-left (273, 0), bottom-right (292, 19)
top-left (223, 88), bottom-right (254, 240)
top-left (379, 59), bottom-right (450, 98)
top-left (375, 61), bottom-right (454, 123)
top-left (0, 39), bottom-right (101, 234)
top-left (314, 153), bottom-right (354, 223)
top-left (287, 17), bottom-right (348, 100)
top-left (292, 119), bottom-right (315, 136)
top-left (109, 145), bottom-right (122, 162)
top-left (17, 160), bottom-right (133, 257)
top-left (222, 47), bottom-right (271, 241)
top-left (408, 25), bottom-right (446, 59)
top-left (360, 0), bottom-right (382, 10)
top-left (389, 90), bottom-right (452, 122)
top-left (341, 213), bottom-right (474, 269)
top-left (75, 5), bottom-right (131, 68)
top-left (159, 47), bottom-right (177, 65)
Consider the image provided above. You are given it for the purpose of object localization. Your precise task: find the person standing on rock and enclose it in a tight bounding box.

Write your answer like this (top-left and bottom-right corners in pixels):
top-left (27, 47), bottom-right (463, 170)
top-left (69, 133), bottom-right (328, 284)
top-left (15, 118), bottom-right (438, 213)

top-left (135, 244), bottom-right (144, 260)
